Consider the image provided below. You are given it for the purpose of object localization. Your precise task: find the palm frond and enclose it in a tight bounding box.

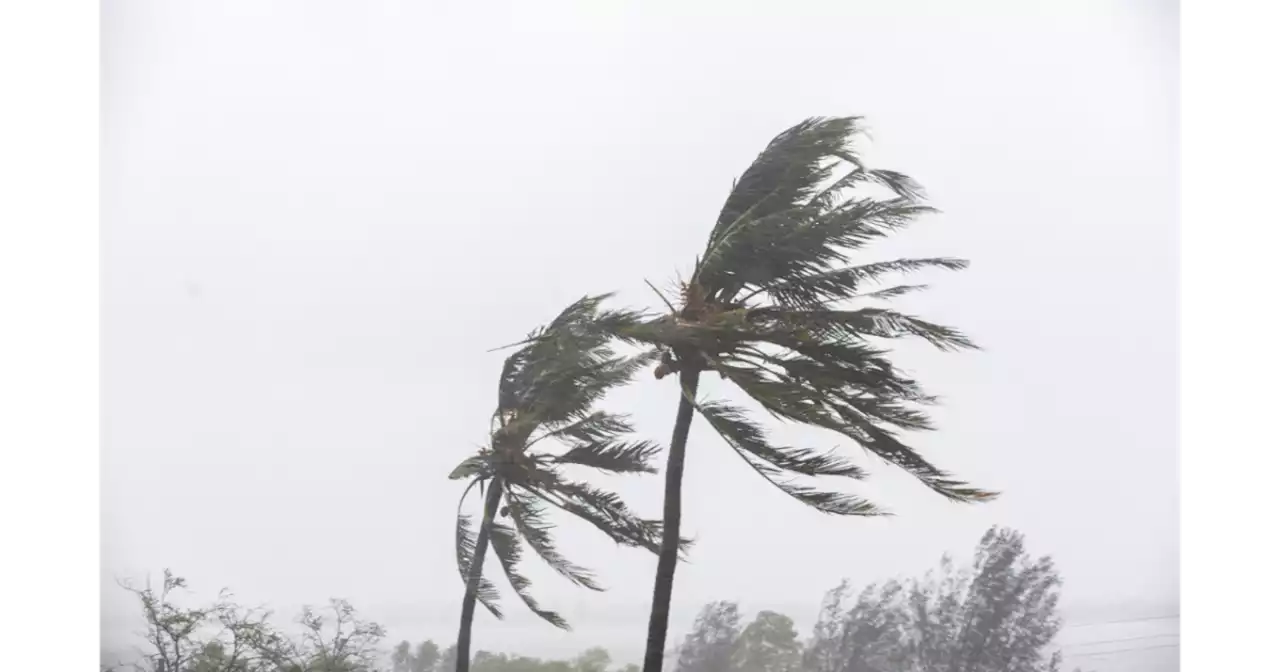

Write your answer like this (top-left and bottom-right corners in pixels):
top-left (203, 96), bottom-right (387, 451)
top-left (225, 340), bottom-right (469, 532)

top-left (504, 489), bottom-right (604, 591)
top-left (500, 325), bottom-right (658, 434)
top-left (496, 294), bottom-right (616, 418)
top-left (707, 117), bottom-right (865, 250)
top-left (815, 164), bottom-right (929, 205)
top-left (853, 284), bottom-right (931, 300)
top-left (748, 340), bottom-right (937, 406)
top-left (703, 195), bottom-right (933, 301)
top-left (533, 480), bottom-right (673, 556)
top-left (695, 356), bottom-right (991, 503)
top-left (757, 257), bottom-right (968, 308)
top-left (537, 410), bottom-right (635, 446)
top-left (535, 349), bottom-right (661, 428)
top-left (449, 454), bottom-right (493, 481)
top-left (729, 447), bottom-right (885, 517)
top-left (823, 308), bottom-right (978, 352)
top-left (821, 411), bottom-right (998, 503)
top-left (487, 520), bottom-right (569, 629)
top-left (696, 399), bottom-right (867, 479)
top-left (748, 306), bottom-right (979, 352)
top-left (555, 440), bottom-right (663, 474)
top-left (677, 118), bottom-right (952, 308)
top-left (454, 508), bottom-right (503, 619)
top-left (759, 472), bottom-right (885, 515)
top-left (691, 395), bottom-right (882, 515)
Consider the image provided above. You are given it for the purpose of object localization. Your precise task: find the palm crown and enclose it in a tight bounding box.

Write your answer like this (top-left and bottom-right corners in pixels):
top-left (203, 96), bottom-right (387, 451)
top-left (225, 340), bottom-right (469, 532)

top-left (450, 295), bottom-right (679, 629)
top-left (598, 116), bottom-right (997, 514)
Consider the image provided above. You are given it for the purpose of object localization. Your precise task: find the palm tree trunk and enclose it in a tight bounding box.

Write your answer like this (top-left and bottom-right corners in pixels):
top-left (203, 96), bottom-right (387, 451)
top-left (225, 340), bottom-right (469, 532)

top-left (456, 478), bottom-right (504, 672)
top-left (642, 367), bottom-right (701, 672)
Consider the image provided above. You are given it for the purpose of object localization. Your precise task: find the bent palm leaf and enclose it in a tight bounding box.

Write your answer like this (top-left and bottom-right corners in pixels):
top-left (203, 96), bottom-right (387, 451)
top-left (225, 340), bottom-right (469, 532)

top-left (607, 118), bottom-right (996, 507)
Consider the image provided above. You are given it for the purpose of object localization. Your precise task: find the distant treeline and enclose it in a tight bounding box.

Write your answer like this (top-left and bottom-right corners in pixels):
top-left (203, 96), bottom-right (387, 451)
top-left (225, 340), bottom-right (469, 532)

top-left (103, 526), bottom-right (1079, 672)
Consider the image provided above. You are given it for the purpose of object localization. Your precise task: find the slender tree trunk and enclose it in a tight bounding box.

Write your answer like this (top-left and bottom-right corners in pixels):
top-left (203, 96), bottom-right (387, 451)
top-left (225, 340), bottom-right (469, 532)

top-left (456, 478), bottom-right (504, 672)
top-left (642, 367), bottom-right (702, 672)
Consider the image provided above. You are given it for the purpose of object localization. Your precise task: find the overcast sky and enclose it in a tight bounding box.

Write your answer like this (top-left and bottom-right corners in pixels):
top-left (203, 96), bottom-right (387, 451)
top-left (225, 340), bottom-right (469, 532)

top-left (102, 1), bottom-right (1178, 670)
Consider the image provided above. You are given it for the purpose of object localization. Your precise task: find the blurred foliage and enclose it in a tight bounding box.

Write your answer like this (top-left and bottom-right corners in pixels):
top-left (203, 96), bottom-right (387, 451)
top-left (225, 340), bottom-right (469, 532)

top-left (105, 528), bottom-right (1082, 672)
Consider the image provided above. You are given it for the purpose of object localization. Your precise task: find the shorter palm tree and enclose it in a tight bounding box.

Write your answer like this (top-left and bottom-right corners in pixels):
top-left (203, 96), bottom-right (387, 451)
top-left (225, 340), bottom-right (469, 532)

top-left (450, 295), bottom-right (684, 672)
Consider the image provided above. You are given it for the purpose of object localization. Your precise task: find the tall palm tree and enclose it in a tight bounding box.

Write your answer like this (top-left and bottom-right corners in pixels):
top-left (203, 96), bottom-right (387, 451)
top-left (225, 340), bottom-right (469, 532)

top-left (593, 117), bottom-right (998, 672)
top-left (450, 295), bottom-right (682, 672)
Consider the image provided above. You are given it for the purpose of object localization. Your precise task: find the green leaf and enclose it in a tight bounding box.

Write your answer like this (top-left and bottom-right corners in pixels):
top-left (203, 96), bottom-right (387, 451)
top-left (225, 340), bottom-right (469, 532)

top-left (750, 306), bottom-right (979, 352)
top-left (853, 284), bottom-right (931, 300)
top-left (555, 440), bottom-right (663, 474)
top-left (667, 120), bottom-right (971, 339)
top-left (541, 411), bottom-right (635, 445)
top-left (708, 117), bottom-right (865, 247)
top-left (487, 520), bottom-right (570, 629)
top-left (454, 510), bottom-right (503, 619)
top-left (536, 480), bottom-right (670, 555)
top-left (495, 302), bottom-right (658, 435)
top-left (504, 490), bottom-right (604, 591)
top-left (696, 399), bottom-right (867, 479)
top-left (825, 412), bottom-right (999, 503)
top-left (759, 257), bottom-right (968, 307)
top-left (690, 396), bottom-right (883, 516)
top-left (735, 449), bottom-right (885, 517)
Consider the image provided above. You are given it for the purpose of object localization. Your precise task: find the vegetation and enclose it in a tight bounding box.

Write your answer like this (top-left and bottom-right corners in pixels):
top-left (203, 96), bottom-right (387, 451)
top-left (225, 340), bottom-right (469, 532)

top-left (106, 570), bottom-right (386, 672)
top-left (661, 527), bottom-right (1077, 672)
top-left (104, 116), bottom-right (1005, 672)
top-left (449, 296), bottom-right (686, 672)
top-left (798, 527), bottom-right (1072, 672)
top-left (106, 528), bottom-right (1078, 672)
top-left (569, 117), bottom-right (996, 671)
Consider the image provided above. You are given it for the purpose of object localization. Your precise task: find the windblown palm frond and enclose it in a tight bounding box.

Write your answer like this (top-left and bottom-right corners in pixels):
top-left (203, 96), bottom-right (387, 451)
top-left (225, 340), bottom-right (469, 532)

top-left (453, 296), bottom-right (687, 632)
top-left (455, 509), bottom-right (503, 617)
top-left (594, 117), bottom-right (996, 510)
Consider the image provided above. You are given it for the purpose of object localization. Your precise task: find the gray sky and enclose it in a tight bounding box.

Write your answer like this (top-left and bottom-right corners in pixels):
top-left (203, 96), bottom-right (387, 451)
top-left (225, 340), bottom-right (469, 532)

top-left (102, 1), bottom-right (1178, 670)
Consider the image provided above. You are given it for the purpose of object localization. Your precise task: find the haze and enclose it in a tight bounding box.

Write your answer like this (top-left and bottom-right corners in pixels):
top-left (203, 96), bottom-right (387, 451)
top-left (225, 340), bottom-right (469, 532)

top-left (101, 1), bottom-right (1178, 670)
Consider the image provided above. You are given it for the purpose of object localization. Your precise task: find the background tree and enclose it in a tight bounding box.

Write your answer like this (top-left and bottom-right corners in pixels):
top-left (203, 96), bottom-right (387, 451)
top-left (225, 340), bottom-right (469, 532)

top-left (109, 570), bottom-right (674, 672)
top-left (800, 527), bottom-right (1074, 672)
top-left (414, 642), bottom-right (441, 672)
top-left (437, 646), bottom-right (459, 672)
top-left (393, 641), bottom-right (440, 672)
top-left (932, 528), bottom-right (1065, 672)
top-left (451, 295), bottom-right (683, 672)
top-left (803, 581), bottom-right (915, 672)
top-left (393, 642), bottom-right (412, 672)
top-left (674, 601), bottom-right (742, 672)
top-left (593, 116), bottom-right (996, 672)
top-left (733, 611), bottom-right (801, 672)
top-left (264, 599), bottom-right (387, 672)
top-left (115, 570), bottom-right (279, 672)
top-left (109, 572), bottom-right (386, 672)
top-left (571, 648), bottom-right (613, 672)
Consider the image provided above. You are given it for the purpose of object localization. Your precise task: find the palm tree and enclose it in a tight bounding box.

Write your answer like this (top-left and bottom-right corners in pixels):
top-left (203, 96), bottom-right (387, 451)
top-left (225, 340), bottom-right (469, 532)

top-left (593, 117), bottom-right (998, 672)
top-left (450, 295), bottom-right (680, 672)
